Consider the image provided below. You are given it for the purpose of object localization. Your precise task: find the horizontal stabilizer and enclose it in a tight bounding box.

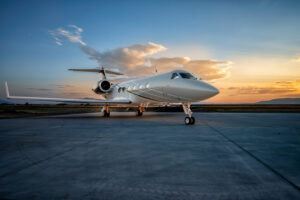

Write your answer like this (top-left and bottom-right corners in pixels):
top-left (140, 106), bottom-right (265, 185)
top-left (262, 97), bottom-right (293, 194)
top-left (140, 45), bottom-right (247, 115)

top-left (69, 68), bottom-right (123, 75)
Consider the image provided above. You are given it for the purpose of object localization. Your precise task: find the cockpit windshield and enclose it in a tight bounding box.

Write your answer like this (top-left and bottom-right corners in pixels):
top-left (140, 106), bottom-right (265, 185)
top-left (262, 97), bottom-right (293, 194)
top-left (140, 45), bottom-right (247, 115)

top-left (179, 73), bottom-right (197, 80)
top-left (171, 73), bottom-right (179, 79)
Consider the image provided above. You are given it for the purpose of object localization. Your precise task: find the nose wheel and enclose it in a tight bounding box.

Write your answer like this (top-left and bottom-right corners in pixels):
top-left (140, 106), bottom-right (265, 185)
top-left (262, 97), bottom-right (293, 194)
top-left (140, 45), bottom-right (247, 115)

top-left (182, 102), bottom-right (195, 125)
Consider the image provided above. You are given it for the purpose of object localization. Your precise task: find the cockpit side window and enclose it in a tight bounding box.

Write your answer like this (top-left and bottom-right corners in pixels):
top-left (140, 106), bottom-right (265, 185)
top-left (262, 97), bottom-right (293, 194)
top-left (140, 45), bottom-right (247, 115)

top-left (179, 73), bottom-right (197, 80)
top-left (171, 73), bottom-right (179, 79)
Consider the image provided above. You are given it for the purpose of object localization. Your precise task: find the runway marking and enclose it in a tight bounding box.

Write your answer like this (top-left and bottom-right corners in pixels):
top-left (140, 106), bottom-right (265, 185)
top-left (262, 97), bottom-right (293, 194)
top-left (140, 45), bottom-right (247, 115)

top-left (202, 119), bottom-right (300, 192)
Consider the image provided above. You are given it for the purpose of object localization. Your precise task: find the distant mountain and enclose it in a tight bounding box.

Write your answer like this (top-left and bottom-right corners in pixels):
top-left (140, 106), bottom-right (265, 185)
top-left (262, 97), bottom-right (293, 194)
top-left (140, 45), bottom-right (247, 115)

top-left (257, 98), bottom-right (300, 104)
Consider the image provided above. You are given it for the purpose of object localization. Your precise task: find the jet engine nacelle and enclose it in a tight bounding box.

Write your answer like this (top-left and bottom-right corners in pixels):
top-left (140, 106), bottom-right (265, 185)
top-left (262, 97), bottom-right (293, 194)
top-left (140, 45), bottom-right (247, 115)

top-left (93, 80), bottom-right (111, 94)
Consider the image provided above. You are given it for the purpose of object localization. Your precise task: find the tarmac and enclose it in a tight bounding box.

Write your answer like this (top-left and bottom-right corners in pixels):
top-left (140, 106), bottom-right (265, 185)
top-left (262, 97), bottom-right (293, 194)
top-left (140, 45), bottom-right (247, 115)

top-left (0, 112), bottom-right (299, 199)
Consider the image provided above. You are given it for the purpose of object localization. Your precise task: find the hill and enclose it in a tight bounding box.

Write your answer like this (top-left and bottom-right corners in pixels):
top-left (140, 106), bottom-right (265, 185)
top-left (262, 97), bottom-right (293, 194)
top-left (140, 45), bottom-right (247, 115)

top-left (257, 98), bottom-right (300, 104)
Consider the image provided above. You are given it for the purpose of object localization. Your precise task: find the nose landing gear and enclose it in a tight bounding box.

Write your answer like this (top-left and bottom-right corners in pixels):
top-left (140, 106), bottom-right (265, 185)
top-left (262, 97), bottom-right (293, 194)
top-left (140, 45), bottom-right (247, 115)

top-left (182, 102), bottom-right (195, 125)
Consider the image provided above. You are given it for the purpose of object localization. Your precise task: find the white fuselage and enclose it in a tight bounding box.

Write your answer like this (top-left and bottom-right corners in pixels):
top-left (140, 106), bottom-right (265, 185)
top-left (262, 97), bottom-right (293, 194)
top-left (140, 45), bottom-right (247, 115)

top-left (4, 69), bottom-right (219, 124)
top-left (104, 69), bottom-right (219, 105)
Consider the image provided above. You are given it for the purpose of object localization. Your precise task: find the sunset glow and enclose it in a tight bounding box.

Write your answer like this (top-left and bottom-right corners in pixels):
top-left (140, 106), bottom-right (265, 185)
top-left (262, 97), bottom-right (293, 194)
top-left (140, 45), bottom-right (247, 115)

top-left (1, 0), bottom-right (300, 103)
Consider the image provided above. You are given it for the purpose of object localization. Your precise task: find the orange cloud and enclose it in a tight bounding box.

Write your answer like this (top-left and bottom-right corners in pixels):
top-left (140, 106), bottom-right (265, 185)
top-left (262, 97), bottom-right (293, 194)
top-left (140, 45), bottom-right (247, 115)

top-left (50, 25), bottom-right (232, 81)
top-left (229, 80), bottom-right (300, 95)
top-left (294, 55), bottom-right (300, 63)
top-left (81, 43), bottom-right (232, 80)
top-left (208, 79), bottom-right (300, 103)
top-left (149, 58), bottom-right (231, 80)
top-left (81, 42), bottom-right (166, 70)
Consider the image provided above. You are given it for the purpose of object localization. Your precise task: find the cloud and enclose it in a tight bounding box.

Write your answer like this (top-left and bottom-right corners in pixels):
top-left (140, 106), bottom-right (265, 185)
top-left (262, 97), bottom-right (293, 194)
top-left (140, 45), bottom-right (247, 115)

top-left (80, 43), bottom-right (231, 80)
top-left (49, 25), bottom-right (86, 46)
top-left (228, 80), bottom-right (300, 95)
top-left (54, 84), bottom-right (75, 89)
top-left (68, 24), bottom-right (83, 33)
top-left (81, 42), bottom-right (166, 69)
top-left (49, 25), bottom-right (232, 80)
top-left (229, 87), bottom-right (296, 94)
top-left (26, 88), bottom-right (53, 91)
top-left (293, 55), bottom-right (300, 63)
top-left (149, 58), bottom-right (231, 80)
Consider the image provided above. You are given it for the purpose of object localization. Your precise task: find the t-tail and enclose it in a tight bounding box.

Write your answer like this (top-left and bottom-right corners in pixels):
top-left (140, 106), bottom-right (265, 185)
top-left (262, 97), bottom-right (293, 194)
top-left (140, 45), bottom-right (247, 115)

top-left (68, 67), bottom-right (123, 94)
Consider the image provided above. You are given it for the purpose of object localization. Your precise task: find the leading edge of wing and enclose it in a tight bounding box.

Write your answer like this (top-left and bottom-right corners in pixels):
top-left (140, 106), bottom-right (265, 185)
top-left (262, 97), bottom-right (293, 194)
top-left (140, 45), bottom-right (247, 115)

top-left (7, 96), bottom-right (131, 104)
top-left (5, 82), bottom-right (130, 104)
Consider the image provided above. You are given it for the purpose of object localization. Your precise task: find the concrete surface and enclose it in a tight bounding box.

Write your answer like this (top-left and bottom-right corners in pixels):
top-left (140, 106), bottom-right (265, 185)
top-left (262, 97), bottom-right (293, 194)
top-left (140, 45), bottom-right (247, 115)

top-left (0, 112), bottom-right (299, 199)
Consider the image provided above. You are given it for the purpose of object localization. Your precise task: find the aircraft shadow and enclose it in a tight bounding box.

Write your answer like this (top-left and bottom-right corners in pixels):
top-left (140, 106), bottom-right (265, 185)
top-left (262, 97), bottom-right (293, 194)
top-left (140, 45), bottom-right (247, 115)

top-left (45, 112), bottom-right (176, 119)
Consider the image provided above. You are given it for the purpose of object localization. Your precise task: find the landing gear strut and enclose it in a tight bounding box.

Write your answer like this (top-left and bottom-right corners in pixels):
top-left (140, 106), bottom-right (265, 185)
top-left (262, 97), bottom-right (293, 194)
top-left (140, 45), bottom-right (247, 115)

top-left (136, 105), bottom-right (144, 116)
top-left (182, 102), bottom-right (195, 125)
top-left (102, 105), bottom-right (110, 117)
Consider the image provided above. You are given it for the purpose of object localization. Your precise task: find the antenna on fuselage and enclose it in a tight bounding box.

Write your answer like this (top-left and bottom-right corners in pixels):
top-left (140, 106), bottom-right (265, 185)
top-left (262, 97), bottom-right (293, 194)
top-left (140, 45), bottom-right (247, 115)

top-left (154, 66), bottom-right (158, 74)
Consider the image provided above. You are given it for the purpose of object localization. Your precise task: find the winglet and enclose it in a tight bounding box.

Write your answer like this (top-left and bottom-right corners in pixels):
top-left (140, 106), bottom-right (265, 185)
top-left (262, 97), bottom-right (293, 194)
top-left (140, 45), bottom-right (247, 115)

top-left (5, 82), bottom-right (10, 98)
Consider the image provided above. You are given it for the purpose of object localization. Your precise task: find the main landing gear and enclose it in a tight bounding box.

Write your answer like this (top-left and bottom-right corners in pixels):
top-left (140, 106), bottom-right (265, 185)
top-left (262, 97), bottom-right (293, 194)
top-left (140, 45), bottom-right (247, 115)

top-left (102, 105), bottom-right (110, 117)
top-left (136, 105), bottom-right (144, 116)
top-left (102, 105), bottom-right (145, 117)
top-left (184, 116), bottom-right (195, 125)
top-left (182, 102), bottom-right (195, 125)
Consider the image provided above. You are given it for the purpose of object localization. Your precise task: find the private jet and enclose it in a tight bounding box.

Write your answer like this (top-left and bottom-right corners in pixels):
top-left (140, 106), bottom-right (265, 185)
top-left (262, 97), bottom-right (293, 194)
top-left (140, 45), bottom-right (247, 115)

top-left (5, 68), bottom-right (219, 125)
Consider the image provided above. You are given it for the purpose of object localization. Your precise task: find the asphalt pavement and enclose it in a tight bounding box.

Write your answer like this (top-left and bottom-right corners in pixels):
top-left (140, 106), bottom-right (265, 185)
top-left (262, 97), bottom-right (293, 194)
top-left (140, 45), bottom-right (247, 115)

top-left (0, 112), bottom-right (299, 199)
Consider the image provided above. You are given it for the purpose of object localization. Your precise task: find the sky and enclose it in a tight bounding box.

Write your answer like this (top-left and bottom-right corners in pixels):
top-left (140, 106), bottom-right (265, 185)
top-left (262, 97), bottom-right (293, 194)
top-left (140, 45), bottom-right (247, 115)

top-left (0, 0), bottom-right (300, 103)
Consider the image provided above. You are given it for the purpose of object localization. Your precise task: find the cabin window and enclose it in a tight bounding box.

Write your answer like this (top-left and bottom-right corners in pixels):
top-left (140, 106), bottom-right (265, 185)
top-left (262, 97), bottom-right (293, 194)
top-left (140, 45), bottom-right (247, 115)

top-left (118, 87), bottom-right (126, 93)
top-left (179, 73), bottom-right (196, 80)
top-left (171, 73), bottom-right (179, 79)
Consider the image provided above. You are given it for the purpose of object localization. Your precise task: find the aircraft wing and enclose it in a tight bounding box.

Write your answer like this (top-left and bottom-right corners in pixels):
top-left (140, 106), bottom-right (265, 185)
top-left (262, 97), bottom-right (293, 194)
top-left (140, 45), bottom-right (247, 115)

top-left (4, 82), bottom-right (131, 104)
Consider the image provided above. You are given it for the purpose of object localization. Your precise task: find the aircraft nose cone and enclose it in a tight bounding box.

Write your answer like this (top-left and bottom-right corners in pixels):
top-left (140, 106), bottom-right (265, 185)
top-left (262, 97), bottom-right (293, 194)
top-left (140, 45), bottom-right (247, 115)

top-left (202, 83), bottom-right (219, 97)
top-left (209, 85), bottom-right (219, 96)
top-left (189, 80), bottom-right (219, 100)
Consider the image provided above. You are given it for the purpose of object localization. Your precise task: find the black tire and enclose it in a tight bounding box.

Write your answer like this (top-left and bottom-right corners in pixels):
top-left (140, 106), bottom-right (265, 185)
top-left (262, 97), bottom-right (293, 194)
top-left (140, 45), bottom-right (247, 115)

top-left (136, 110), bottom-right (143, 116)
top-left (103, 110), bottom-right (110, 117)
top-left (184, 117), bottom-right (191, 125)
top-left (190, 117), bottom-right (195, 125)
